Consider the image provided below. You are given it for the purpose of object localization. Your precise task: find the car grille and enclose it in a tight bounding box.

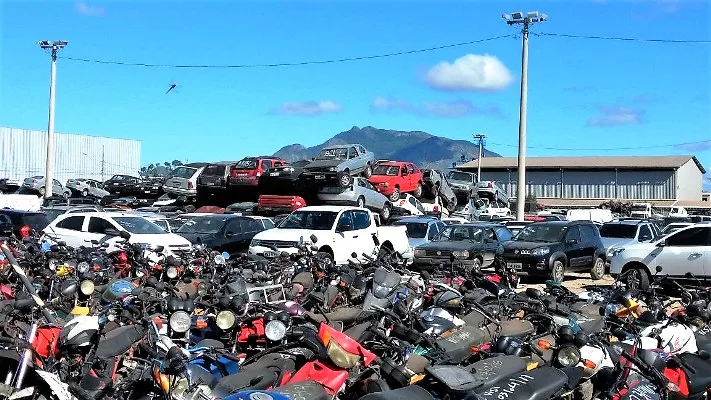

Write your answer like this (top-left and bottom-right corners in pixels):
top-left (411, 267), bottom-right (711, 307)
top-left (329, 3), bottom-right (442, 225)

top-left (424, 249), bottom-right (452, 258)
top-left (258, 240), bottom-right (299, 249)
top-left (306, 168), bottom-right (332, 173)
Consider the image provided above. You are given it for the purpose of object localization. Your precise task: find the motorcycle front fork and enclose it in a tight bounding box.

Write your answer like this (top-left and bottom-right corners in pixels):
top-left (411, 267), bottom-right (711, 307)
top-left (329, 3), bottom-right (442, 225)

top-left (12, 322), bottom-right (38, 389)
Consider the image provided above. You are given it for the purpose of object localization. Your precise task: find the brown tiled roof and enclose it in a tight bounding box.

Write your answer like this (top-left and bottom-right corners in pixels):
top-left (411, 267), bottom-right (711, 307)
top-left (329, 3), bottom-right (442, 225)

top-left (459, 155), bottom-right (706, 173)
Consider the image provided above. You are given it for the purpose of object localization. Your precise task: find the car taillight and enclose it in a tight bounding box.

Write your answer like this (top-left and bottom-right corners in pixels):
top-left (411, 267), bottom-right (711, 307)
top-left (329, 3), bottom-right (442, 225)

top-left (32, 179), bottom-right (37, 183)
top-left (188, 182), bottom-right (194, 189)
top-left (19, 225), bottom-right (31, 238)
top-left (433, 205), bottom-right (439, 212)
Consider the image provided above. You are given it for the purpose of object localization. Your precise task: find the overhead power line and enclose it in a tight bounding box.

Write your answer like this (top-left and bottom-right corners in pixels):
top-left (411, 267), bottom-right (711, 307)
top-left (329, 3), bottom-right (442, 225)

top-left (538, 32), bottom-right (711, 44)
top-left (486, 139), bottom-right (711, 151)
top-left (58, 34), bottom-right (515, 68)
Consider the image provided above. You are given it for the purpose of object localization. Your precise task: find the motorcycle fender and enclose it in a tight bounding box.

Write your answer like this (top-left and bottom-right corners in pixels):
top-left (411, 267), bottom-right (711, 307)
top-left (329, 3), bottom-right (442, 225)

top-left (579, 345), bottom-right (607, 378)
top-left (659, 324), bottom-right (698, 354)
top-left (34, 370), bottom-right (79, 400)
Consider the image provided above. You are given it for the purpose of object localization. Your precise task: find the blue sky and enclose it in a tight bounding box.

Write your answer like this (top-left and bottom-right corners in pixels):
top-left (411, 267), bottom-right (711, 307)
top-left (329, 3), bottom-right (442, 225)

top-left (1, 0), bottom-right (709, 174)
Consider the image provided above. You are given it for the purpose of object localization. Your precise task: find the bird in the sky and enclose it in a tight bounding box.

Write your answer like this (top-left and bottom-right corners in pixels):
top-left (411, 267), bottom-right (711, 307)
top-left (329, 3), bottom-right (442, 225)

top-left (165, 83), bottom-right (178, 94)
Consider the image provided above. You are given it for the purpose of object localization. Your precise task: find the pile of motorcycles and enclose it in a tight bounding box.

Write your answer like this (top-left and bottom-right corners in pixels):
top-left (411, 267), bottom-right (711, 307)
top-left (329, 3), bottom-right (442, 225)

top-left (1, 231), bottom-right (711, 400)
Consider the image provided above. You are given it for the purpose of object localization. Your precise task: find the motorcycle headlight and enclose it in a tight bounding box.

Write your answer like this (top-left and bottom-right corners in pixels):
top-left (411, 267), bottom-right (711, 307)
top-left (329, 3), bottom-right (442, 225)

top-left (214, 254), bottom-right (226, 265)
top-left (80, 280), bottom-right (95, 296)
top-left (556, 344), bottom-right (581, 367)
top-left (169, 311), bottom-right (191, 333)
top-left (166, 266), bottom-right (178, 279)
top-left (77, 261), bottom-right (90, 274)
top-left (265, 320), bottom-right (286, 341)
top-left (373, 283), bottom-right (391, 299)
top-left (326, 339), bottom-right (361, 369)
top-left (414, 249), bottom-right (425, 258)
top-left (48, 258), bottom-right (58, 271)
top-left (531, 247), bottom-right (550, 256)
top-left (197, 282), bottom-right (208, 296)
top-left (216, 310), bottom-right (236, 330)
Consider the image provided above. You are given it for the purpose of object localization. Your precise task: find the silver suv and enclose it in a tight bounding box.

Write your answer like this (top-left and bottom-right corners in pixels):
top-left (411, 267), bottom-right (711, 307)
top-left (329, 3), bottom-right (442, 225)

top-left (601, 219), bottom-right (661, 259)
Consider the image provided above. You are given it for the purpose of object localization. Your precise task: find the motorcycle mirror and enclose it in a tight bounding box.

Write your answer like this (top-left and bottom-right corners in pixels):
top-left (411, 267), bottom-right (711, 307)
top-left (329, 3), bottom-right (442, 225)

top-left (280, 251), bottom-right (290, 258)
top-left (372, 234), bottom-right (380, 246)
top-left (119, 231), bottom-right (131, 240)
top-left (310, 245), bottom-right (319, 252)
top-left (574, 332), bottom-right (589, 347)
top-left (221, 251), bottom-right (230, 260)
top-left (154, 245), bottom-right (165, 253)
top-left (50, 245), bottom-right (60, 252)
top-left (685, 272), bottom-right (693, 278)
top-left (611, 327), bottom-right (628, 341)
top-left (655, 265), bottom-right (663, 273)
top-left (310, 234), bottom-right (318, 244)
top-left (525, 287), bottom-right (543, 299)
top-left (351, 252), bottom-right (358, 259)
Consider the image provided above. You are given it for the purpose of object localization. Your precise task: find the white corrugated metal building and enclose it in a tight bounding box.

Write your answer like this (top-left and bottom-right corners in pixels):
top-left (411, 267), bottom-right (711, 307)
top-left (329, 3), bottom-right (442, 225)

top-left (0, 127), bottom-right (141, 184)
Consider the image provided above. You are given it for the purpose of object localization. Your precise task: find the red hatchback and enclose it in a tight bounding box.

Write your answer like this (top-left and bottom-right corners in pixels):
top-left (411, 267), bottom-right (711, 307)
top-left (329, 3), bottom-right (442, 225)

top-left (368, 161), bottom-right (424, 201)
top-left (228, 157), bottom-right (287, 188)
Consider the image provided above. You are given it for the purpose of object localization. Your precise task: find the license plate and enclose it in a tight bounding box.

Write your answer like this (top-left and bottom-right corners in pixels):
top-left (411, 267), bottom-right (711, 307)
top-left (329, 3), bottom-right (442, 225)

top-left (205, 181), bottom-right (215, 186)
top-left (315, 175), bottom-right (326, 180)
top-left (144, 190), bottom-right (151, 194)
top-left (269, 172), bottom-right (279, 177)
top-left (507, 262), bottom-right (523, 270)
top-left (113, 183), bottom-right (119, 185)
top-left (237, 173), bottom-right (248, 177)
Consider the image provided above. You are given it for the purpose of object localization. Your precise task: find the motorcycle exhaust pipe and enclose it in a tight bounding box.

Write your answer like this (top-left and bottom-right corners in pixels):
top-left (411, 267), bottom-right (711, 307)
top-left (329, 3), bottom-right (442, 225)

top-left (0, 243), bottom-right (57, 324)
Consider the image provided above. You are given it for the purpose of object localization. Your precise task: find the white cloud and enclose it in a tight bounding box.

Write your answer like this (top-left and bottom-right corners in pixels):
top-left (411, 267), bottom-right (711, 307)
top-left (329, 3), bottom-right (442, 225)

top-left (586, 106), bottom-right (645, 127)
top-left (371, 96), bottom-right (415, 112)
top-left (370, 96), bottom-right (501, 118)
top-left (425, 54), bottom-right (513, 92)
top-left (269, 100), bottom-right (343, 116)
top-left (75, 1), bottom-right (105, 16)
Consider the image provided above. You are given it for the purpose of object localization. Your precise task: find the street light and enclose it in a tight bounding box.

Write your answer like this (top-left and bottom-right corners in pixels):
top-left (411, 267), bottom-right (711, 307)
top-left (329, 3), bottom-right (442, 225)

top-left (502, 11), bottom-right (547, 221)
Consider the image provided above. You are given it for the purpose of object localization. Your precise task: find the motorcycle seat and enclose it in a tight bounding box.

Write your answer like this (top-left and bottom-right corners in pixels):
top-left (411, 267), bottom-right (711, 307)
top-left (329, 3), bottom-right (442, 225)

top-left (471, 366), bottom-right (569, 400)
top-left (210, 354), bottom-right (296, 396)
top-left (468, 355), bottom-right (530, 392)
top-left (95, 325), bottom-right (145, 359)
top-left (676, 353), bottom-right (711, 395)
top-left (498, 320), bottom-right (535, 338)
top-left (271, 380), bottom-right (331, 400)
top-left (359, 385), bottom-right (435, 400)
top-left (436, 325), bottom-right (493, 364)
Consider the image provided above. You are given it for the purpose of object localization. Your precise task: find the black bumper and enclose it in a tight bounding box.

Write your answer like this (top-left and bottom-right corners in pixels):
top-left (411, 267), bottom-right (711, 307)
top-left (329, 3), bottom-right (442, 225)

top-left (499, 255), bottom-right (551, 275)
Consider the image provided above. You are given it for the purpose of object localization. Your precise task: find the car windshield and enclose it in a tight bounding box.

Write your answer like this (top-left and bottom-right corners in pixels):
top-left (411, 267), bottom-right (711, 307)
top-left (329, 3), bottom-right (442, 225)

top-left (514, 224), bottom-right (567, 242)
top-left (42, 209), bottom-right (66, 223)
top-left (599, 224), bottom-right (637, 238)
top-left (177, 216), bottom-right (227, 234)
top-left (112, 217), bottom-right (167, 234)
top-left (372, 165), bottom-right (400, 176)
top-left (434, 226), bottom-right (483, 243)
top-left (168, 219), bottom-right (186, 231)
top-left (394, 222), bottom-right (428, 238)
top-left (316, 148), bottom-right (348, 160)
top-left (110, 175), bottom-right (125, 181)
top-left (235, 159), bottom-right (258, 169)
top-left (23, 214), bottom-right (50, 231)
top-left (447, 171), bottom-right (474, 183)
top-left (202, 165), bottom-right (227, 176)
top-left (278, 211), bottom-right (338, 230)
top-left (169, 167), bottom-right (198, 179)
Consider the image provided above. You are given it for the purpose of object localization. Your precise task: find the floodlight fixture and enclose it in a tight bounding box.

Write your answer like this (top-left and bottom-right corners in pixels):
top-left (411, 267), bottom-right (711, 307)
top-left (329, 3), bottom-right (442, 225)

top-left (502, 13), bottom-right (511, 21)
top-left (511, 12), bottom-right (524, 20)
top-left (527, 11), bottom-right (539, 18)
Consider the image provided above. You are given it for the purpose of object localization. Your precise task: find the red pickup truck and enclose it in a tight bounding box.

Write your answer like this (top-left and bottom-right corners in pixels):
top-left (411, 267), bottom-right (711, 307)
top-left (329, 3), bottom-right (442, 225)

top-left (368, 161), bottom-right (424, 202)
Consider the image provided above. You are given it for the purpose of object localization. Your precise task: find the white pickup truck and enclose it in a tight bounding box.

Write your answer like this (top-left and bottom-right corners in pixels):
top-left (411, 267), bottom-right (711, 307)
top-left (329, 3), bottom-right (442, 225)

top-left (248, 205), bottom-right (411, 265)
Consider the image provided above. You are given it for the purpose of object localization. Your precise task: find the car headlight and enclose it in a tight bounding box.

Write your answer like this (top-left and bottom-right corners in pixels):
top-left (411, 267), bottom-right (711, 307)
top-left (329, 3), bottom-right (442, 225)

top-left (77, 261), bottom-right (90, 274)
top-left (80, 280), bottom-right (95, 296)
top-left (169, 311), bottom-right (191, 333)
top-left (326, 339), bottom-right (361, 369)
top-left (556, 344), bottom-right (581, 367)
top-left (265, 320), bottom-right (286, 341)
top-left (531, 247), bottom-right (550, 256)
top-left (251, 239), bottom-right (262, 247)
top-left (453, 250), bottom-right (470, 259)
top-left (496, 245), bottom-right (504, 255)
top-left (328, 167), bottom-right (337, 172)
top-left (216, 310), bottom-right (236, 330)
top-left (607, 247), bottom-right (625, 258)
top-left (166, 266), bottom-right (178, 279)
top-left (414, 249), bottom-right (426, 257)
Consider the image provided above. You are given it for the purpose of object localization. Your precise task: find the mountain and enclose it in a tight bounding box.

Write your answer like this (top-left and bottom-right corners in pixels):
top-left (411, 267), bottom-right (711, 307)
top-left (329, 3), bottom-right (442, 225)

top-left (273, 126), bottom-right (501, 170)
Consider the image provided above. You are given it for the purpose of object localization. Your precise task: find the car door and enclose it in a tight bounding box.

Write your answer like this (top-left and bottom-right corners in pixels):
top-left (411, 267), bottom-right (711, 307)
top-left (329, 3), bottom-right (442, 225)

top-left (50, 215), bottom-right (86, 247)
top-left (346, 146), bottom-right (360, 172)
top-left (361, 179), bottom-right (383, 209)
top-left (578, 225), bottom-right (598, 266)
top-left (335, 210), bottom-right (360, 256)
top-left (481, 228), bottom-right (501, 264)
top-left (406, 164), bottom-right (418, 191)
top-left (86, 216), bottom-right (118, 244)
top-left (53, 179), bottom-right (63, 194)
top-left (563, 226), bottom-right (585, 268)
top-left (351, 209), bottom-right (377, 256)
top-left (654, 226), bottom-right (710, 278)
top-left (222, 219), bottom-right (251, 254)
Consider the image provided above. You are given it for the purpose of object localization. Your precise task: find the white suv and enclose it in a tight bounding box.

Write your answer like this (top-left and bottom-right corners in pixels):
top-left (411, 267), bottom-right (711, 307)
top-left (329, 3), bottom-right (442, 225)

top-left (609, 224), bottom-right (710, 290)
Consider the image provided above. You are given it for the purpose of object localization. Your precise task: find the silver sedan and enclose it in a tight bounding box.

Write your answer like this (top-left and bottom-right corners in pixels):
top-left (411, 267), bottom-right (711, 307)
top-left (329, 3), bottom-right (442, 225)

top-left (66, 179), bottom-right (111, 198)
top-left (317, 177), bottom-right (392, 220)
top-left (22, 176), bottom-right (70, 197)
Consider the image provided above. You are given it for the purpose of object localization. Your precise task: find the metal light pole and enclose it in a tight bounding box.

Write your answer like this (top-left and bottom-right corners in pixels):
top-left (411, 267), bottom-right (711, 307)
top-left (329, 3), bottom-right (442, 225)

top-left (502, 12), bottom-right (546, 221)
top-left (38, 40), bottom-right (68, 199)
top-left (473, 134), bottom-right (486, 181)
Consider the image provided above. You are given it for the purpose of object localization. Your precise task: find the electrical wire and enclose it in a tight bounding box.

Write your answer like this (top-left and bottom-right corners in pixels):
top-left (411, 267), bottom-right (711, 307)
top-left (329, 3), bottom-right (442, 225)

top-left (485, 139), bottom-right (711, 151)
top-left (58, 34), bottom-right (515, 68)
top-left (538, 32), bottom-right (711, 44)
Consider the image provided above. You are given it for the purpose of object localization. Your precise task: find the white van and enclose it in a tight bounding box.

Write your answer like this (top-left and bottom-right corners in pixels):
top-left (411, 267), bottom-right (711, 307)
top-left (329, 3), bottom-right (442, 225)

top-left (163, 163), bottom-right (208, 198)
top-left (566, 208), bottom-right (613, 224)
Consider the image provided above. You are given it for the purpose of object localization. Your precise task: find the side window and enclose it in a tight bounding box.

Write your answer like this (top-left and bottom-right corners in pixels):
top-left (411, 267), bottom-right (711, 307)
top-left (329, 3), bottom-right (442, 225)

top-left (363, 180), bottom-right (377, 191)
top-left (224, 220), bottom-right (242, 234)
top-left (638, 225), bottom-right (653, 241)
top-left (349, 146), bottom-right (358, 159)
top-left (401, 166), bottom-right (408, 176)
top-left (0, 214), bottom-right (11, 225)
top-left (416, 200), bottom-right (425, 214)
top-left (409, 196), bottom-right (417, 207)
top-left (565, 226), bottom-right (581, 242)
top-left (88, 217), bottom-right (114, 234)
top-left (337, 211), bottom-right (355, 232)
top-left (358, 145), bottom-right (366, 154)
top-left (262, 219), bottom-right (275, 229)
top-left (667, 227), bottom-right (710, 247)
top-left (437, 222), bottom-right (447, 232)
top-left (53, 179), bottom-right (61, 186)
top-left (407, 164), bottom-right (415, 174)
top-left (273, 161), bottom-right (283, 167)
top-left (262, 160), bottom-right (273, 170)
top-left (496, 227), bottom-right (513, 242)
top-left (242, 219), bottom-right (263, 233)
top-left (579, 225), bottom-right (597, 244)
top-left (486, 228), bottom-right (496, 240)
top-left (353, 210), bottom-right (371, 230)
top-left (56, 216), bottom-right (85, 231)
top-left (88, 181), bottom-right (96, 188)
top-left (427, 224), bottom-right (439, 240)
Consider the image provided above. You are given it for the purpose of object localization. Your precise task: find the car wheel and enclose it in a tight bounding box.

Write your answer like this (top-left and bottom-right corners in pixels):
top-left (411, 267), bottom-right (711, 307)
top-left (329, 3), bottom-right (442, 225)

top-left (590, 257), bottom-right (605, 280)
top-left (82, 189), bottom-right (89, 197)
top-left (380, 202), bottom-right (391, 221)
top-left (431, 183), bottom-right (440, 198)
top-left (363, 164), bottom-right (372, 178)
top-left (549, 260), bottom-right (565, 283)
top-left (413, 183), bottom-right (423, 198)
top-left (357, 196), bottom-right (365, 208)
top-left (339, 172), bottom-right (353, 188)
top-left (625, 267), bottom-right (650, 291)
top-left (62, 191), bottom-right (69, 199)
top-left (38, 187), bottom-right (45, 196)
top-left (389, 188), bottom-right (400, 202)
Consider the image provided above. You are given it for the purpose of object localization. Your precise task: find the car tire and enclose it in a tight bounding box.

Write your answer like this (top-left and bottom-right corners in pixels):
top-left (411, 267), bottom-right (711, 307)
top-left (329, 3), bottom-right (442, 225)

top-left (431, 183), bottom-right (440, 198)
top-left (363, 164), bottom-right (372, 178)
top-left (82, 189), bottom-right (89, 197)
top-left (549, 260), bottom-right (565, 283)
top-left (38, 187), bottom-right (45, 196)
top-left (339, 172), bottom-right (353, 188)
top-left (357, 196), bottom-right (365, 208)
top-left (413, 183), bottom-right (423, 198)
top-left (380, 202), bottom-right (391, 221)
top-left (389, 188), bottom-right (401, 202)
top-left (62, 191), bottom-right (69, 199)
top-left (625, 267), bottom-right (650, 291)
top-left (590, 257), bottom-right (605, 280)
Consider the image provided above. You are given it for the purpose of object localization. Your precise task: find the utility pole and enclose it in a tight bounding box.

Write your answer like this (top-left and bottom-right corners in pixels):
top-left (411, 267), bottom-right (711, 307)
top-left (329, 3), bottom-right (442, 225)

top-left (502, 12), bottom-right (546, 221)
top-left (473, 134), bottom-right (486, 182)
top-left (38, 40), bottom-right (68, 199)
top-left (101, 145), bottom-right (105, 181)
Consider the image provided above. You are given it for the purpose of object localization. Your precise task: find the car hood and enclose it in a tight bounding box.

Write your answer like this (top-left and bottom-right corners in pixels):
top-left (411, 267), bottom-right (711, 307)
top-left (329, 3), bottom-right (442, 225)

top-left (177, 232), bottom-right (217, 244)
top-left (304, 160), bottom-right (342, 169)
top-left (252, 228), bottom-right (329, 244)
top-left (408, 238), bottom-right (429, 248)
top-left (416, 241), bottom-right (483, 251)
top-left (601, 237), bottom-right (636, 250)
top-left (503, 240), bottom-right (556, 250)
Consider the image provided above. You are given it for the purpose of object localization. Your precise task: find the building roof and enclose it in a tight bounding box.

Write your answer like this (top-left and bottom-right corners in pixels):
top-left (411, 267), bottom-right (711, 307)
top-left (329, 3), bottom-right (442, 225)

top-left (534, 198), bottom-right (711, 210)
top-left (458, 155), bottom-right (706, 174)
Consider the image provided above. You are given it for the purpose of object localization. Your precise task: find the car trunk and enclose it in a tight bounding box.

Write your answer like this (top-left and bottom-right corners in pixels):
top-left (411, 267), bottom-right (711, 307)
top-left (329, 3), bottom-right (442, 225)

top-left (199, 165), bottom-right (231, 187)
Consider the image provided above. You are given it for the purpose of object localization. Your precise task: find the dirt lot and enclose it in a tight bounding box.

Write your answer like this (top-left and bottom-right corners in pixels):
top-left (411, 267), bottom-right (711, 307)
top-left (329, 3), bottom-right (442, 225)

top-left (516, 272), bottom-right (616, 294)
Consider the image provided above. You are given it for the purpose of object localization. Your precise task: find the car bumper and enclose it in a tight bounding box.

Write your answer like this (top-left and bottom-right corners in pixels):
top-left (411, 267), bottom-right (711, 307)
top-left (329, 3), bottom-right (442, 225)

top-left (500, 255), bottom-right (551, 274)
top-left (316, 193), bottom-right (357, 205)
top-left (374, 186), bottom-right (394, 195)
top-left (301, 171), bottom-right (339, 183)
top-left (249, 245), bottom-right (299, 257)
top-left (163, 187), bottom-right (198, 197)
top-left (228, 177), bottom-right (259, 186)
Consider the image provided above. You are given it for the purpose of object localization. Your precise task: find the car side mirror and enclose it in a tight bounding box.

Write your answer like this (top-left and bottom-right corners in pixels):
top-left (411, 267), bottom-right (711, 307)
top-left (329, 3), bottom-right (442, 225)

top-left (372, 234), bottom-right (380, 246)
top-left (119, 230), bottom-right (131, 239)
top-left (565, 239), bottom-right (578, 246)
top-left (104, 228), bottom-right (120, 236)
top-left (656, 239), bottom-right (667, 247)
top-left (655, 265), bottom-right (663, 273)
top-left (225, 231), bottom-right (237, 238)
top-left (336, 223), bottom-right (352, 233)
top-left (310, 234), bottom-right (318, 244)
top-left (311, 157), bottom-right (316, 161)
